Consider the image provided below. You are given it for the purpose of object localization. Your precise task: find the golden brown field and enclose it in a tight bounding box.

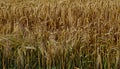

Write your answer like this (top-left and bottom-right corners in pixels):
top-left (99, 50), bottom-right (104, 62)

top-left (0, 0), bottom-right (120, 69)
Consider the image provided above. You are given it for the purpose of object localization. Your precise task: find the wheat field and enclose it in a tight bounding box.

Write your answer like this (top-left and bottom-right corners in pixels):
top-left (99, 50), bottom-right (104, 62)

top-left (0, 0), bottom-right (120, 69)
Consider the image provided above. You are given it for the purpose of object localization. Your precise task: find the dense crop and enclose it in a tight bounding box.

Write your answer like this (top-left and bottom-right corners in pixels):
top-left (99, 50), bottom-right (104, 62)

top-left (0, 0), bottom-right (120, 69)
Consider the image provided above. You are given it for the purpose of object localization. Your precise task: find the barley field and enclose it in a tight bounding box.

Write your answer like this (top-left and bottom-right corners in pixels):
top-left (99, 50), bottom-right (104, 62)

top-left (0, 0), bottom-right (120, 69)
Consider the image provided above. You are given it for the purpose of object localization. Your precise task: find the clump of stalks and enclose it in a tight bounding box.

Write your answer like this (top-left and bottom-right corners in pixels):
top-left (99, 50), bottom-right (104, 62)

top-left (0, 0), bottom-right (120, 69)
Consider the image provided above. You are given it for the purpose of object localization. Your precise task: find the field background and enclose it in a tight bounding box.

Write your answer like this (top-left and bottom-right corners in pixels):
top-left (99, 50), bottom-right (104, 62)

top-left (0, 0), bottom-right (120, 69)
